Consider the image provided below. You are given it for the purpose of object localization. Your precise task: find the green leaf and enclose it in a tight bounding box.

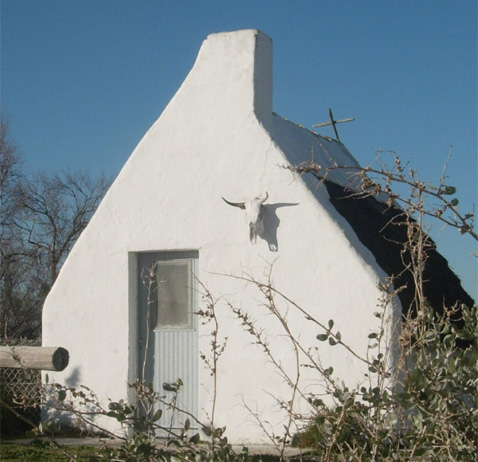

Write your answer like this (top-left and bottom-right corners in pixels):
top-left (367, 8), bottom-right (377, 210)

top-left (424, 330), bottom-right (436, 342)
top-left (441, 185), bottom-right (457, 195)
top-left (368, 332), bottom-right (378, 339)
top-left (152, 409), bottom-right (162, 422)
top-left (184, 418), bottom-right (191, 431)
top-left (413, 446), bottom-right (428, 456)
top-left (328, 337), bottom-right (337, 346)
top-left (387, 413), bottom-right (398, 427)
top-left (328, 319), bottom-right (334, 329)
top-left (317, 333), bottom-right (328, 341)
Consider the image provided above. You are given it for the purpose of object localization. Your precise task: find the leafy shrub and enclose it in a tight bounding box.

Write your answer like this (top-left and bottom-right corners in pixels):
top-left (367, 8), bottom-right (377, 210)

top-left (294, 304), bottom-right (477, 461)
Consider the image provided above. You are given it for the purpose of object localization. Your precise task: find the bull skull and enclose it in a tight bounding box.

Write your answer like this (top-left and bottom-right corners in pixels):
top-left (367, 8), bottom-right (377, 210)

top-left (222, 192), bottom-right (269, 243)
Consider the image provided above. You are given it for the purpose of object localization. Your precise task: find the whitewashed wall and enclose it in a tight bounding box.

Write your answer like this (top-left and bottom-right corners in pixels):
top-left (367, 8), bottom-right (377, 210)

top-left (43, 30), bottom-right (398, 444)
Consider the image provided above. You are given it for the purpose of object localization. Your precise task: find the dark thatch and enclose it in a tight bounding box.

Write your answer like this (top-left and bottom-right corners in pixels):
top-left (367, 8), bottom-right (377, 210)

top-left (323, 179), bottom-right (474, 319)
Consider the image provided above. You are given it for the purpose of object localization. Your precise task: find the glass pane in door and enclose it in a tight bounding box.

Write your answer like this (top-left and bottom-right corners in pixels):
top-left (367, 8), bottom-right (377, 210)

top-left (155, 260), bottom-right (192, 329)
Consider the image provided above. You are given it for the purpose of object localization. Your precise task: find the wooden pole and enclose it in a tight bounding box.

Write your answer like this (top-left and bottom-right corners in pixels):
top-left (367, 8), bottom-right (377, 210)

top-left (0, 346), bottom-right (69, 371)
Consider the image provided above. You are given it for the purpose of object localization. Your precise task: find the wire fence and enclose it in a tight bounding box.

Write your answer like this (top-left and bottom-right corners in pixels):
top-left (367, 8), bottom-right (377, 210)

top-left (0, 365), bottom-right (42, 425)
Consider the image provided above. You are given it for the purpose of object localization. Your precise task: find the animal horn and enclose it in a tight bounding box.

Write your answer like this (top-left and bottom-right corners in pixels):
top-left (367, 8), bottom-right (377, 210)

top-left (259, 192), bottom-right (269, 204)
top-left (222, 197), bottom-right (246, 209)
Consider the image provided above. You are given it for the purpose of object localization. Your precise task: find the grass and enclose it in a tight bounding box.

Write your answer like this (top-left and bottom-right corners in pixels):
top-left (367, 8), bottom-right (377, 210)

top-left (0, 440), bottom-right (108, 462)
top-left (0, 440), bottom-right (291, 461)
top-left (0, 440), bottom-right (297, 461)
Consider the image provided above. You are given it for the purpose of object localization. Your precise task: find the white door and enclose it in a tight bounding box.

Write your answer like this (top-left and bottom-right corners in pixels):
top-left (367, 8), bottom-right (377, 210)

top-left (138, 251), bottom-right (198, 434)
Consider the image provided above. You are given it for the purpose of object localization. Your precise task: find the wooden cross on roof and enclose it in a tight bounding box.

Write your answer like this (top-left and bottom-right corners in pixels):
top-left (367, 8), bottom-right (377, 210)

top-left (313, 108), bottom-right (355, 142)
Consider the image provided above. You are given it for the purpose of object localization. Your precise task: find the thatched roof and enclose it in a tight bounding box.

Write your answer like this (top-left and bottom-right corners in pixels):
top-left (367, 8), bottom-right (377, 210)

top-left (323, 179), bottom-right (474, 317)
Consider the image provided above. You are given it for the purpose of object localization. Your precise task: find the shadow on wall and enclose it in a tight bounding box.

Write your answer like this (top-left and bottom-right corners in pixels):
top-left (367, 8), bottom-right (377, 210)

top-left (262, 203), bottom-right (299, 252)
top-left (65, 367), bottom-right (81, 388)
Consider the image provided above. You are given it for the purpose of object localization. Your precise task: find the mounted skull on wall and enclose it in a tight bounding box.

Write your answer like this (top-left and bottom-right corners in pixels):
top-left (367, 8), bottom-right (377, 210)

top-left (222, 192), bottom-right (269, 243)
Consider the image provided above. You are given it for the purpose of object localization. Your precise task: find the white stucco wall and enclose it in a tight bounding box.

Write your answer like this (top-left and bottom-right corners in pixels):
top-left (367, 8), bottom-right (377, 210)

top-left (43, 29), bottom-right (399, 444)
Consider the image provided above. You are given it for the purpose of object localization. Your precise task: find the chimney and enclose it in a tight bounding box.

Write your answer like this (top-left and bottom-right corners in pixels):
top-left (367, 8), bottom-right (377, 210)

top-left (179, 29), bottom-right (273, 123)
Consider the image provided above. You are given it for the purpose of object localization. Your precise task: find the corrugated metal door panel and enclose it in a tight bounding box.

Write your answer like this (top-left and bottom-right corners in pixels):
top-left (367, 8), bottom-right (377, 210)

top-left (155, 329), bottom-right (198, 430)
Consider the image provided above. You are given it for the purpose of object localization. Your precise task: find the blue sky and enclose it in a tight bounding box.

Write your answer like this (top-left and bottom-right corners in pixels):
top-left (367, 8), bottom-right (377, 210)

top-left (1, 0), bottom-right (476, 298)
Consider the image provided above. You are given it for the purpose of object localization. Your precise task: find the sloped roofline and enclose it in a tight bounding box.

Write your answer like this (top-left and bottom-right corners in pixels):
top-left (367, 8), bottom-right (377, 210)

top-left (322, 179), bottom-right (474, 317)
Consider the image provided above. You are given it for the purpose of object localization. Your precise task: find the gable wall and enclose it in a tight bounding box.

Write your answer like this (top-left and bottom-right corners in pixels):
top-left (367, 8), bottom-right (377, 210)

top-left (42, 30), bottom-right (398, 443)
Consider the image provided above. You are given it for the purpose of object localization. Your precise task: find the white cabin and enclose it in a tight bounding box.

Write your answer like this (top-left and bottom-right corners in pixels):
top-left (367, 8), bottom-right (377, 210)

top-left (43, 29), bottom-right (435, 444)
